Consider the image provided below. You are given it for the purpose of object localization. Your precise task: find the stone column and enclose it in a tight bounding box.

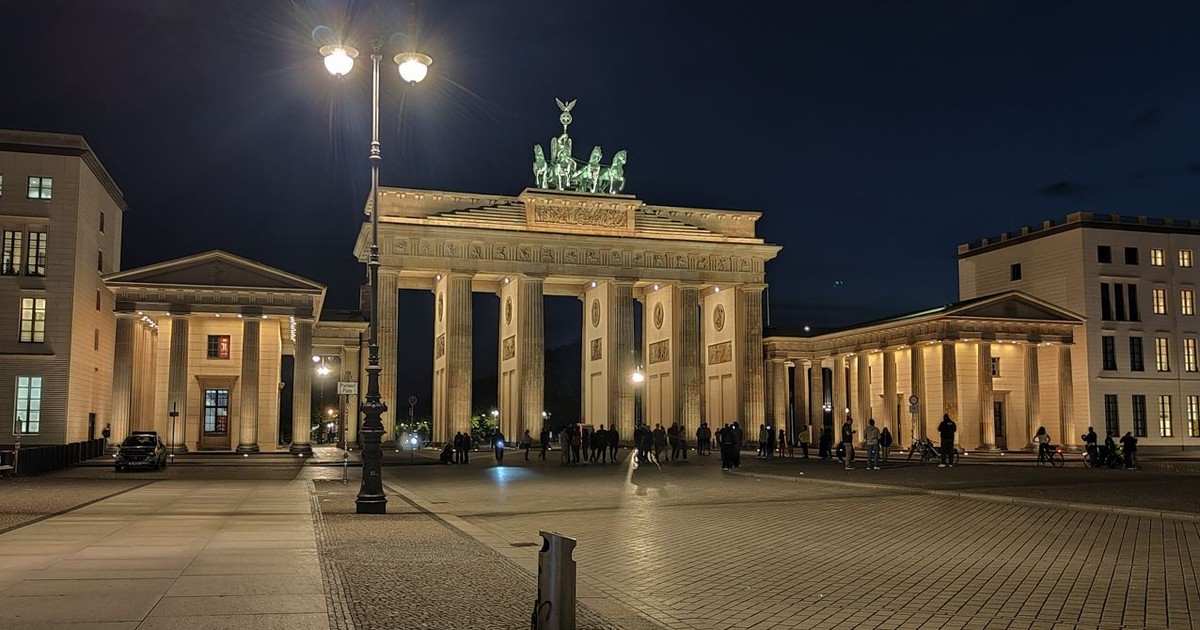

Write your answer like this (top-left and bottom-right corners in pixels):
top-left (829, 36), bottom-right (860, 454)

top-left (910, 345), bottom-right (925, 441)
top-left (445, 273), bottom-right (474, 439)
top-left (377, 272), bottom-right (398, 444)
top-left (832, 355), bottom-right (847, 427)
top-left (856, 353), bottom-right (870, 434)
top-left (677, 285), bottom-right (702, 430)
top-left (1024, 344), bottom-right (1040, 448)
top-left (883, 349), bottom-right (897, 437)
top-left (738, 285), bottom-right (765, 428)
top-left (793, 360), bottom-right (809, 438)
top-left (1058, 345), bottom-right (1074, 446)
top-left (290, 319), bottom-right (313, 455)
top-left (612, 281), bottom-right (635, 437)
top-left (518, 275), bottom-right (545, 437)
top-left (809, 360), bottom-right (824, 433)
top-left (942, 341), bottom-right (959, 424)
top-left (237, 318), bottom-right (261, 453)
top-left (166, 315), bottom-right (190, 453)
top-left (978, 342), bottom-right (995, 449)
top-left (770, 359), bottom-right (788, 432)
top-left (111, 314), bottom-right (135, 451)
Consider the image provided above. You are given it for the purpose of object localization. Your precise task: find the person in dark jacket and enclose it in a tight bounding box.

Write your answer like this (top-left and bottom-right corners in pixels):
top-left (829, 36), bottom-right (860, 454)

top-left (667, 423), bottom-right (680, 461)
top-left (731, 422), bottom-right (743, 468)
top-left (608, 426), bottom-right (620, 463)
top-left (491, 428), bottom-right (506, 464)
top-left (937, 413), bottom-right (957, 468)
top-left (594, 425), bottom-right (608, 463)
top-left (879, 427), bottom-right (893, 463)
top-left (840, 417), bottom-right (856, 470)
top-left (1120, 432), bottom-right (1139, 469)
top-left (718, 423), bottom-right (736, 470)
top-left (539, 428), bottom-right (550, 460)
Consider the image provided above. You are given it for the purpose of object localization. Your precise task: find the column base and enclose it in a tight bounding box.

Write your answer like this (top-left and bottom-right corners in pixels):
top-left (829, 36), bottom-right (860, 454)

top-left (235, 444), bottom-right (260, 454)
top-left (976, 444), bottom-right (1001, 451)
top-left (289, 443), bottom-right (313, 456)
top-left (167, 444), bottom-right (188, 454)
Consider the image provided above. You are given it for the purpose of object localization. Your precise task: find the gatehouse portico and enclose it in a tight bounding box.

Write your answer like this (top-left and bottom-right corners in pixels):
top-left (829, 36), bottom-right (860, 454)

top-left (357, 187), bottom-right (781, 443)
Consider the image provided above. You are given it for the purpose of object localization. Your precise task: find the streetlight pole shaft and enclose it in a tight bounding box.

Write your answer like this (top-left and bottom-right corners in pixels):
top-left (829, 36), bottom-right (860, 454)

top-left (356, 41), bottom-right (388, 514)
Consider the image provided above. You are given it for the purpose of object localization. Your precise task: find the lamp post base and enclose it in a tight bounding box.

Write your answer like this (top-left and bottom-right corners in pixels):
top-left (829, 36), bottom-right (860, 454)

top-left (355, 495), bottom-right (387, 514)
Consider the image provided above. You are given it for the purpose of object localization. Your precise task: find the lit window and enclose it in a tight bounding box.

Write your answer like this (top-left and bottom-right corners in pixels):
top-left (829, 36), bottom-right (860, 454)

top-left (1185, 338), bottom-right (1198, 373)
top-left (1151, 248), bottom-right (1165, 266)
top-left (203, 389), bottom-right (230, 433)
top-left (1, 230), bottom-right (21, 275)
top-left (207, 335), bottom-right (231, 359)
top-left (1156, 337), bottom-right (1171, 372)
top-left (14, 376), bottom-right (42, 434)
top-left (989, 357), bottom-right (1000, 377)
top-left (1189, 395), bottom-right (1200, 438)
top-left (1184, 289), bottom-right (1196, 316)
top-left (1181, 250), bottom-right (1194, 268)
top-left (1153, 288), bottom-right (1168, 314)
top-left (19, 297), bottom-right (46, 343)
top-left (1133, 395), bottom-right (1147, 437)
top-left (1159, 395), bottom-right (1173, 438)
top-left (26, 232), bottom-right (46, 276)
top-left (26, 176), bottom-right (52, 200)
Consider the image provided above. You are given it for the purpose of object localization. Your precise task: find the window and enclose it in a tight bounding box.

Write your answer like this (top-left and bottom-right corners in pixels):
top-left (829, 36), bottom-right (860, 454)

top-left (19, 297), bottom-right (46, 343)
top-left (0, 174), bottom-right (3, 196)
top-left (1010, 263), bottom-right (1021, 281)
top-left (1151, 248), bottom-right (1165, 266)
top-left (1125, 247), bottom-right (1139, 265)
top-left (1098, 245), bottom-right (1112, 263)
top-left (1189, 395), bottom-right (1200, 438)
top-left (95, 289), bottom-right (101, 311)
top-left (100, 211), bottom-right (105, 234)
top-left (1130, 337), bottom-right (1145, 372)
top-left (1185, 338), bottom-right (1198, 372)
top-left (1183, 289), bottom-right (1195, 316)
top-left (26, 176), bottom-right (52, 200)
top-left (1100, 283), bottom-right (1112, 321)
top-left (1153, 288), bottom-right (1168, 314)
top-left (1114, 283), bottom-right (1126, 321)
top-left (14, 376), bottom-right (42, 434)
top-left (1159, 395), bottom-right (1173, 438)
top-left (207, 335), bottom-right (231, 359)
top-left (1102, 336), bottom-right (1117, 371)
top-left (93, 328), bottom-right (99, 351)
top-left (1156, 337), bottom-right (1171, 372)
top-left (203, 389), bottom-right (230, 433)
top-left (1, 230), bottom-right (21, 275)
top-left (1129, 284), bottom-right (1141, 321)
top-left (989, 357), bottom-right (1000, 377)
top-left (1133, 395), bottom-right (1147, 437)
top-left (1104, 394), bottom-right (1120, 436)
top-left (97, 250), bottom-right (103, 273)
top-left (25, 232), bottom-right (46, 276)
top-left (1181, 250), bottom-right (1194, 268)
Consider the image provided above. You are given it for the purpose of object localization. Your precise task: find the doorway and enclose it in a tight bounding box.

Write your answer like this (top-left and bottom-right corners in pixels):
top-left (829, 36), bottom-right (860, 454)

top-left (993, 399), bottom-right (1006, 450)
top-left (201, 388), bottom-right (231, 450)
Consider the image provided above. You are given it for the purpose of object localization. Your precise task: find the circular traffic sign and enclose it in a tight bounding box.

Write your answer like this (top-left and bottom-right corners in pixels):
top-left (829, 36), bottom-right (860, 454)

top-left (408, 395), bottom-right (417, 406)
top-left (908, 395), bottom-right (919, 405)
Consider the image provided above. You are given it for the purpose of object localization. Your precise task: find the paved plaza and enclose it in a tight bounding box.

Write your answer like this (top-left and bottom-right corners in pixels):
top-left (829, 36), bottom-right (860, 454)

top-left (0, 450), bottom-right (1198, 629)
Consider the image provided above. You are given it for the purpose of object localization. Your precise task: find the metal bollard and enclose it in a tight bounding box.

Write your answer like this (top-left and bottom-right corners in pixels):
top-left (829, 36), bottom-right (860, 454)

top-left (531, 530), bottom-right (576, 630)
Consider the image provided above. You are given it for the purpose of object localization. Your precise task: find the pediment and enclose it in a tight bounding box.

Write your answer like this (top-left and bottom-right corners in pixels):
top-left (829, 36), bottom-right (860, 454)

top-left (947, 292), bottom-right (1082, 323)
top-left (105, 251), bottom-right (323, 292)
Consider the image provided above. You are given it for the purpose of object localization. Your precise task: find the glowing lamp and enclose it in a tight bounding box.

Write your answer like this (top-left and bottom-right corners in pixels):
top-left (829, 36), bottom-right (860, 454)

top-left (395, 52), bottom-right (433, 84)
top-left (320, 45), bottom-right (358, 76)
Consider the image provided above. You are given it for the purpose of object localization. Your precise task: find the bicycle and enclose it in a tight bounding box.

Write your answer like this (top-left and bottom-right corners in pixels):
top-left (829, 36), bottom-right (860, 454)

top-left (1037, 444), bottom-right (1066, 467)
top-left (1082, 446), bottom-right (1122, 469)
top-left (905, 438), bottom-right (959, 465)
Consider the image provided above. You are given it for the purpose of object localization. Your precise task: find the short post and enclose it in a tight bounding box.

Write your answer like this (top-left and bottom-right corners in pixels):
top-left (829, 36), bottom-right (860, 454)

top-left (532, 530), bottom-right (576, 630)
top-left (342, 450), bottom-right (349, 485)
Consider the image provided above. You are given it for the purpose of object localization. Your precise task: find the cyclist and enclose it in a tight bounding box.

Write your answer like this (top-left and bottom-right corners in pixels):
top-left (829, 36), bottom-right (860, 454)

top-left (1033, 426), bottom-right (1052, 465)
top-left (1081, 426), bottom-right (1098, 466)
top-left (1102, 431), bottom-right (1117, 465)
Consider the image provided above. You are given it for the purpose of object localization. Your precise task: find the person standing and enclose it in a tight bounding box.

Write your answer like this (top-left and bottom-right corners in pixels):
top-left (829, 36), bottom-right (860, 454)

top-left (594, 425), bottom-right (608, 464)
top-left (520, 429), bottom-right (532, 461)
top-left (731, 422), bottom-right (743, 468)
top-left (560, 429), bottom-right (571, 465)
top-left (608, 425), bottom-right (619, 463)
top-left (668, 423), bottom-right (681, 461)
top-left (1120, 431), bottom-right (1139, 469)
top-left (779, 429), bottom-right (788, 458)
top-left (879, 426), bottom-right (893, 464)
top-left (102, 423), bottom-right (112, 451)
top-left (451, 432), bottom-right (462, 464)
top-left (757, 424), bottom-right (770, 458)
top-left (718, 423), bottom-right (736, 470)
top-left (864, 419), bottom-right (881, 470)
top-left (840, 417), bottom-right (856, 470)
top-left (937, 413), bottom-right (957, 468)
top-left (652, 424), bottom-right (667, 463)
top-left (696, 423), bottom-right (707, 455)
top-left (819, 426), bottom-right (833, 460)
top-left (539, 427), bottom-right (550, 460)
top-left (766, 426), bottom-right (776, 459)
top-left (1032, 426), bottom-right (1051, 465)
top-left (492, 428), bottom-right (506, 464)
top-left (570, 423), bottom-right (582, 464)
top-left (797, 424), bottom-right (810, 459)
top-left (581, 427), bottom-right (592, 463)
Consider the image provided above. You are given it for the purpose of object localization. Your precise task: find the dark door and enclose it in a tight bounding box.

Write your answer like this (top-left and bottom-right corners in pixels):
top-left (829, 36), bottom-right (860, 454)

top-left (993, 400), bottom-right (1006, 450)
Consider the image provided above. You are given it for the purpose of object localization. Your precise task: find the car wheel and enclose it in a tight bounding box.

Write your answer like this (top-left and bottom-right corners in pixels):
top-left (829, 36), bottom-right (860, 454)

top-left (114, 465), bottom-right (123, 472)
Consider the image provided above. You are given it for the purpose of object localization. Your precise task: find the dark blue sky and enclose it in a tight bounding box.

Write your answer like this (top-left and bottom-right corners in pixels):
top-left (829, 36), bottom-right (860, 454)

top-left (6, 0), bottom-right (1200, 381)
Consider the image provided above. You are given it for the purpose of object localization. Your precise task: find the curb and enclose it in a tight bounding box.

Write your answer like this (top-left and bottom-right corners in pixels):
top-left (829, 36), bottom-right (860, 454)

top-left (730, 470), bottom-right (1200, 523)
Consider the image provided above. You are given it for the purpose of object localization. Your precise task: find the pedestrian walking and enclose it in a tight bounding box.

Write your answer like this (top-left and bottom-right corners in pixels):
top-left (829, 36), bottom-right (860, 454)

top-left (778, 429), bottom-right (787, 458)
top-left (797, 424), bottom-right (810, 459)
top-left (1120, 431), bottom-right (1139, 469)
top-left (696, 423), bottom-right (708, 455)
top-left (520, 429), bottom-right (532, 461)
top-left (102, 423), bottom-right (111, 451)
top-left (818, 426), bottom-right (832, 460)
top-left (581, 427), bottom-right (592, 463)
top-left (841, 417), bottom-right (857, 470)
top-left (937, 413), bottom-right (957, 468)
top-left (652, 424), bottom-right (667, 463)
top-left (539, 427), bottom-right (550, 460)
top-left (570, 423), bottom-right (582, 464)
top-left (1032, 426), bottom-right (1051, 465)
top-left (608, 425), bottom-right (619, 463)
top-left (864, 419), bottom-right (880, 470)
top-left (560, 429), bottom-right (571, 465)
top-left (879, 427), bottom-right (893, 463)
top-left (492, 428), bottom-right (506, 464)
top-left (731, 422), bottom-right (743, 468)
top-left (757, 424), bottom-right (770, 458)
top-left (668, 423), bottom-right (681, 461)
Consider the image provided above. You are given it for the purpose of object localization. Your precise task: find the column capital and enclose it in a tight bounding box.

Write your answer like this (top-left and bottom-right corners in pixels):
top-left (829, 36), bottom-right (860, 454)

top-left (737, 283), bottom-right (768, 293)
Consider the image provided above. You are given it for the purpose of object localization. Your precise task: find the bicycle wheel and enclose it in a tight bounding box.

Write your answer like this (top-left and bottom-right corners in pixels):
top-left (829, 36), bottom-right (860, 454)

top-left (951, 451), bottom-right (960, 466)
top-left (1050, 451), bottom-right (1065, 467)
top-left (1082, 453), bottom-right (1094, 468)
top-left (906, 448), bottom-right (915, 462)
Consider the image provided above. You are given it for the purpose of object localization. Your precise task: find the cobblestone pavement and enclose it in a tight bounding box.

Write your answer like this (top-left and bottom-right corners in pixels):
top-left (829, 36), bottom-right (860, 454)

top-left (383, 450), bottom-right (1200, 630)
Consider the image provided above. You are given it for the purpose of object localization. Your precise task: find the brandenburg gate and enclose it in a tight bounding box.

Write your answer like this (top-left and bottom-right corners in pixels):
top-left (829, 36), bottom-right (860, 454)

top-left (355, 100), bottom-right (781, 443)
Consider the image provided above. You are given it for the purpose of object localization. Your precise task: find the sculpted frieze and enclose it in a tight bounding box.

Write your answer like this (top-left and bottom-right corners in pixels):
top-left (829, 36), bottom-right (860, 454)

top-left (435, 334), bottom-right (446, 359)
top-left (708, 341), bottom-right (732, 365)
top-left (564, 249), bottom-right (579, 264)
top-left (672, 254), bottom-right (687, 269)
top-left (532, 203), bottom-right (628, 228)
top-left (716, 257), bottom-right (730, 271)
top-left (649, 339), bottom-right (670, 364)
top-left (540, 247), bottom-right (555, 263)
top-left (502, 335), bottom-right (516, 360)
top-left (518, 246), bottom-right (533, 262)
top-left (420, 241), bottom-right (433, 256)
top-left (609, 250), bottom-right (622, 266)
top-left (590, 338), bottom-right (602, 361)
top-left (445, 241), bottom-right (460, 257)
top-left (469, 243), bottom-right (483, 259)
top-left (696, 255), bottom-right (710, 270)
top-left (585, 249), bottom-right (600, 265)
top-left (495, 244), bottom-right (509, 260)
top-left (394, 240), bottom-right (410, 255)
top-left (631, 252), bottom-right (645, 267)
top-left (652, 253), bottom-right (665, 268)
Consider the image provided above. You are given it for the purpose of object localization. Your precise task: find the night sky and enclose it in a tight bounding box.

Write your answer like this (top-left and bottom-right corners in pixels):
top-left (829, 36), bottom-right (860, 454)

top-left (6, 1), bottom-right (1200, 411)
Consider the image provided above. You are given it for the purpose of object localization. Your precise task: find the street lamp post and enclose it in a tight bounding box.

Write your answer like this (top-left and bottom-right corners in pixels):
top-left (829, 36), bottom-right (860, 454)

top-left (631, 366), bottom-right (645, 429)
top-left (321, 37), bottom-right (432, 515)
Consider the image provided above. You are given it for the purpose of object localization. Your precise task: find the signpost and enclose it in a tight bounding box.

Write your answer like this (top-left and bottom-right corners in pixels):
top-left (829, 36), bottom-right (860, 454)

top-left (908, 395), bottom-right (919, 445)
top-left (337, 379), bottom-right (357, 451)
top-left (408, 394), bottom-right (417, 445)
top-left (168, 402), bottom-right (180, 460)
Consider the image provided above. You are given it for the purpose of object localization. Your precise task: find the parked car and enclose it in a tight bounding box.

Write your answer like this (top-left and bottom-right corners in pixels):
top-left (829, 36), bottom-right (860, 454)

top-left (115, 431), bottom-right (167, 471)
